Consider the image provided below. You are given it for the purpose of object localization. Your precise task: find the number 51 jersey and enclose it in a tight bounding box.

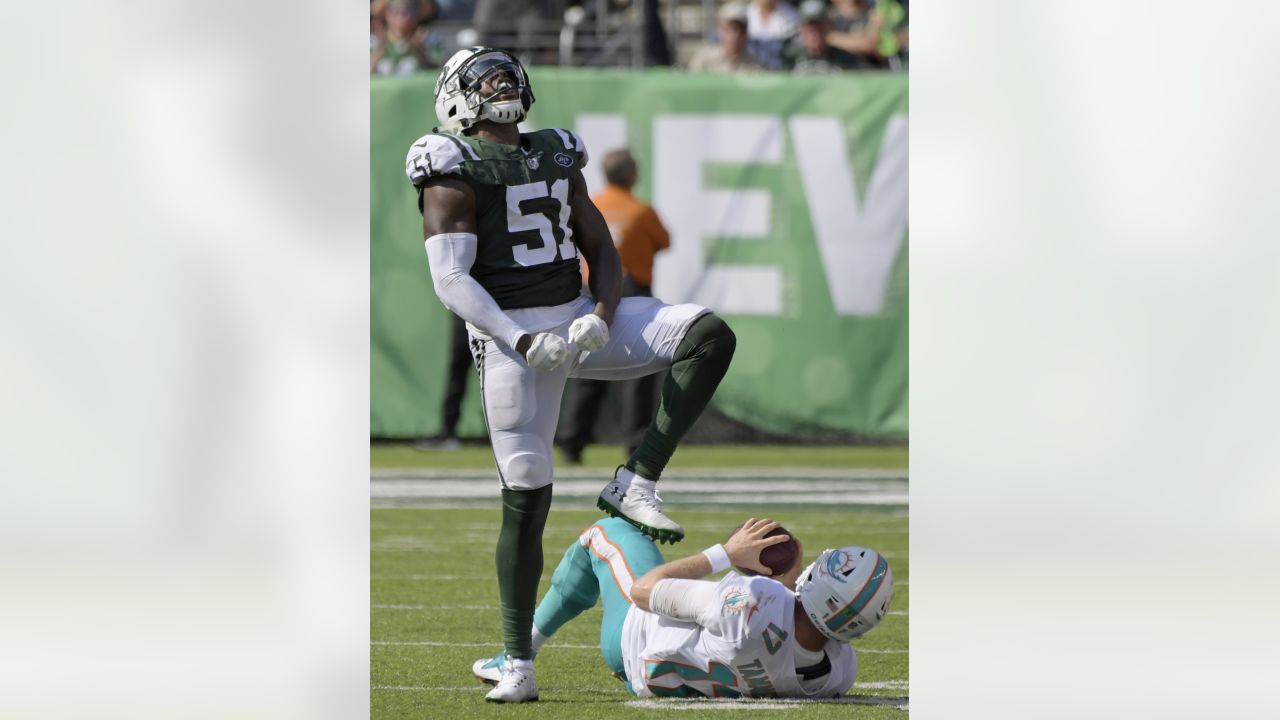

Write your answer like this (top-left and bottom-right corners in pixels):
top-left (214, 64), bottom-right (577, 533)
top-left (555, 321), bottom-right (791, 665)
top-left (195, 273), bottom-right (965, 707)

top-left (405, 128), bottom-right (590, 310)
top-left (621, 573), bottom-right (857, 699)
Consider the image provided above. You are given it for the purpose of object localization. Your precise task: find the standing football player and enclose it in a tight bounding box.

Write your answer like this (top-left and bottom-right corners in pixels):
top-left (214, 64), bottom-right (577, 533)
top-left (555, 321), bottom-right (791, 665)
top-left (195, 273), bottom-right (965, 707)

top-left (405, 47), bottom-right (738, 702)
top-left (472, 517), bottom-right (895, 700)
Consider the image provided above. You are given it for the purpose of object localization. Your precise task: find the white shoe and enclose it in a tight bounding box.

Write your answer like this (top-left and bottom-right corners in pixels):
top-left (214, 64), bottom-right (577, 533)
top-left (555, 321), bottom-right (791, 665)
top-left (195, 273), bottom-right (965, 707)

top-left (484, 656), bottom-right (539, 703)
top-left (472, 650), bottom-right (507, 685)
top-left (597, 474), bottom-right (685, 544)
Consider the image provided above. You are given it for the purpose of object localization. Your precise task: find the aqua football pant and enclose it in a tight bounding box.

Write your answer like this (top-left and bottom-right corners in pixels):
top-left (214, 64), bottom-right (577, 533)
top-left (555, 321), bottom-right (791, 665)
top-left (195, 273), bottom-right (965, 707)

top-left (532, 517), bottom-right (665, 680)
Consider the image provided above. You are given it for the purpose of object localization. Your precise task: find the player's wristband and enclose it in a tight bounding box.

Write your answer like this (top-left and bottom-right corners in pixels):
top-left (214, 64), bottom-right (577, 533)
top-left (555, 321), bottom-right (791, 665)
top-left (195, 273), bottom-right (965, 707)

top-left (701, 544), bottom-right (731, 574)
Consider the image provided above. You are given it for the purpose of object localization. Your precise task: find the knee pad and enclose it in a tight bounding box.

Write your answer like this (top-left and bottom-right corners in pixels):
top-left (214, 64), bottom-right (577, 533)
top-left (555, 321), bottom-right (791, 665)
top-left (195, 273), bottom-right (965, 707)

top-left (503, 451), bottom-right (552, 490)
top-left (678, 313), bottom-right (737, 362)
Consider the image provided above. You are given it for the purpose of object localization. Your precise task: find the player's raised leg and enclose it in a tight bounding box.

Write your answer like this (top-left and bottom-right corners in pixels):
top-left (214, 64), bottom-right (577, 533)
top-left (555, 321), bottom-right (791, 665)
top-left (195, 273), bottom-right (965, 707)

top-left (581, 302), bottom-right (737, 544)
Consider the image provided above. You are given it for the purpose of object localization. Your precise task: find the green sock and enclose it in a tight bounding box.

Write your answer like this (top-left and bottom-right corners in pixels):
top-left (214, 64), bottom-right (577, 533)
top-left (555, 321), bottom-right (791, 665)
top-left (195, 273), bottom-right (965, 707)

top-left (497, 485), bottom-right (553, 659)
top-left (628, 313), bottom-right (736, 480)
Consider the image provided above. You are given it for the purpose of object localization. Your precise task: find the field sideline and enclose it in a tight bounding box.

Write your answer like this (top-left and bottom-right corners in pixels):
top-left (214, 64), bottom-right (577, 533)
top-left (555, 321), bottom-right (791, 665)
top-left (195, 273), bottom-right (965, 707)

top-left (372, 442), bottom-right (908, 470)
top-left (371, 444), bottom-right (908, 719)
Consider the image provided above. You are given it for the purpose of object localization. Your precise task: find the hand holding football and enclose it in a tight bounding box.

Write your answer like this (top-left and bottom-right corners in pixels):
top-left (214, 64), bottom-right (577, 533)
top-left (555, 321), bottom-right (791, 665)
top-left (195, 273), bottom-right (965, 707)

top-left (726, 519), bottom-right (800, 577)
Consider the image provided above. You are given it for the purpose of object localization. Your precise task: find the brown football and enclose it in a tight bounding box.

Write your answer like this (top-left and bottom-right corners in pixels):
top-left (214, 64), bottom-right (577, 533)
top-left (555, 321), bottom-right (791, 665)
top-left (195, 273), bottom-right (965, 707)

top-left (727, 523), bottom-right (800, 577)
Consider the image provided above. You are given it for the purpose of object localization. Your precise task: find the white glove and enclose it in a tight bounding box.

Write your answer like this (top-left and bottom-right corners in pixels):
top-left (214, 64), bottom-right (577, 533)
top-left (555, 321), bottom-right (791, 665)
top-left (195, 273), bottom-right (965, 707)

top-left (568, 314), bottom-right (610, 352)
top-left (525, 332), bottom-right (570, 371)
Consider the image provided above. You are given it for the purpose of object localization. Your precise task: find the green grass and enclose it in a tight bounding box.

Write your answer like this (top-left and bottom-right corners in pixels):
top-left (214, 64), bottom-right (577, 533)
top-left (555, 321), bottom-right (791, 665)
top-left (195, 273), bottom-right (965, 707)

top-left (372, 506), bottom-right (908, 719)
top-left (372, 442), bottom-right (909, 470)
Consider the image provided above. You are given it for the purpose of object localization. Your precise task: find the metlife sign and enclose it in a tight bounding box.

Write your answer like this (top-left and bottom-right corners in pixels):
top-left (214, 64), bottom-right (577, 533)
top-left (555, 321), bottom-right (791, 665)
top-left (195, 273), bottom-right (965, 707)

top-left (572, 112), bottom-right (908, 317)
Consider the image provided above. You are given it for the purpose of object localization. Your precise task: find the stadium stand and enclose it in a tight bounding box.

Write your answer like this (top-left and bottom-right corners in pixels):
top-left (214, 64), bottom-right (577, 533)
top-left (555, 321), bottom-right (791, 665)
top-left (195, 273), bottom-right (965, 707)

top-left (371, 0), bottom-right (907, 71)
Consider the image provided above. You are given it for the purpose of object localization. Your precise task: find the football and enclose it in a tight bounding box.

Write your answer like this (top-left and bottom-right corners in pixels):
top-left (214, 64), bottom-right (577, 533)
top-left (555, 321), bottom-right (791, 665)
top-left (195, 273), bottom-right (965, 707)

top-left (727, 523), bottom-right (800, 577)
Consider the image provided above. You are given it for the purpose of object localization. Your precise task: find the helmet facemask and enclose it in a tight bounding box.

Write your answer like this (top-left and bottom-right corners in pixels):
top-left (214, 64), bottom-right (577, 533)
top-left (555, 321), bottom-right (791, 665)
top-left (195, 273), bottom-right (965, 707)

top-left (435, 48), bottom-right (535, 131)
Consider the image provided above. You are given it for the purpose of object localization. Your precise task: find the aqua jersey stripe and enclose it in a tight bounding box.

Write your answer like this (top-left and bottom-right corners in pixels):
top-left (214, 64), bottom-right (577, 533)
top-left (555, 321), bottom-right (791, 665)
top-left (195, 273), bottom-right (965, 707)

top-left (825, 556), bottom-right (888, 633)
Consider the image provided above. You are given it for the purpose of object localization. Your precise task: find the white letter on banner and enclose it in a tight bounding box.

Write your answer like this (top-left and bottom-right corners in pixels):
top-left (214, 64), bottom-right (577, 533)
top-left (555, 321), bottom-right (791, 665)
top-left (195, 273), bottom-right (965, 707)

top-left (574, 114), bottom-right (627, 198)
top-left (791, 114), bottom-right (908, 316)
top-left (652, 115), bottom-right (784, 314)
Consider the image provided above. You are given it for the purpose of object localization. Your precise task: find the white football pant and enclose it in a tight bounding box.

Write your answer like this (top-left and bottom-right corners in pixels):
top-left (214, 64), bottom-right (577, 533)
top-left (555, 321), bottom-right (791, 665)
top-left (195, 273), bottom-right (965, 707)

top-left (473, 295), bottom-right (707, 490)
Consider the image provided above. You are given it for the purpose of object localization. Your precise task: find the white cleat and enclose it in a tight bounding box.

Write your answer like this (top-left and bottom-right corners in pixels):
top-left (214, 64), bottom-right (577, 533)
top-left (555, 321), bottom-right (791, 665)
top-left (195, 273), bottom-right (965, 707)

top-left (472, 650), bottom-right (507, 685)
top-left (484, 656), bottom-right (539, 703)
top-left (597, 476), bottom-right (685, 544)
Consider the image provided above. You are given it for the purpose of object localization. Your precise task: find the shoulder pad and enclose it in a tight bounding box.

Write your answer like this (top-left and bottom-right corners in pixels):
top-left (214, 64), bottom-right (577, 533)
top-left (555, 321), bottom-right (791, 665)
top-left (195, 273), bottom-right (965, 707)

top-left (404, 133), bottom-right (479, 188)
top-left (542, 128), bottom-right (590, 169)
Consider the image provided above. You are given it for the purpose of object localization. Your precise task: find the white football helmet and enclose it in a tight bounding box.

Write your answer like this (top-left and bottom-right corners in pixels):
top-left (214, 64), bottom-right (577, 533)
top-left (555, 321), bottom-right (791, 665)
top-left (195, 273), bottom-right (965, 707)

top-left (434, 47), bottom-right (535, 131)
top-left (795, 546), bottom-right (894, 643)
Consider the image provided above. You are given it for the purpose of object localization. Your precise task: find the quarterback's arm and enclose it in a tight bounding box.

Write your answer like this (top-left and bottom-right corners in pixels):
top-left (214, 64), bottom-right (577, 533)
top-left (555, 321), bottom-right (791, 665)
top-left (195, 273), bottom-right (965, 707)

top-left (568, 169), bottom-right (621, 325)
top-left (420, 176), bottom-right (532, 354)
top-left (632, 518), bottom-right (789, 614)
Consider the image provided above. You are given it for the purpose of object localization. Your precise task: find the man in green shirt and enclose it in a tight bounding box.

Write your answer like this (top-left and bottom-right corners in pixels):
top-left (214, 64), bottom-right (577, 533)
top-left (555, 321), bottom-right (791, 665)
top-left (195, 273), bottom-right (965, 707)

top-left (782, 0), bottom-right (868, 73)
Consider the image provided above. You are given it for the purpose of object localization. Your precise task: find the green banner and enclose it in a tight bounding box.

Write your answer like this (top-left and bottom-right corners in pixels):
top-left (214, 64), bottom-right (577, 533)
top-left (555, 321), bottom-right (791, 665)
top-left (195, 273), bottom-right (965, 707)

top-left (372, 68), bottom-right (908, 440)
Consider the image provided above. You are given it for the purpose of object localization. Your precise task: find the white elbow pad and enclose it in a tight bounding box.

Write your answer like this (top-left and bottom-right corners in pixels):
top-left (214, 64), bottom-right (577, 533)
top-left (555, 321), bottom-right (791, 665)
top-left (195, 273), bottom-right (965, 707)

top-left (425, 232), bottom-right (479, 287)
top-left (423, 232), bottom-right (527, 350)
top-left (648, 579), bottom-right (721, 623)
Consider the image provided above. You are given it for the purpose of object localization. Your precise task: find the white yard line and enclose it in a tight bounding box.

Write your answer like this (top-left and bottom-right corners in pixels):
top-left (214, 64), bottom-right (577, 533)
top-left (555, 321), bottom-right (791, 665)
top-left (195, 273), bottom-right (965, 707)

top-left (625, 697), bottom-right (908, 710)
top-left (371, 472), bottom-right (908, 509)
top-left (372, 604), bottom-right (496, 610)
top-left (371, 640), bottom-right (907, 654)
top-left (373, 604), bottom-right (908, 616)
top-left (373, 640), bottom-right (600, 649)
top-left (856, 680), bottom-right (910, 690)
top-left (373, 685), bottom-right (622, 694)
top-left (626, 700), bottom-right (802, 711)
top-left (371, 685), bottom-right (908, 709)
top-left (373, 468), bottom-right (907, 480)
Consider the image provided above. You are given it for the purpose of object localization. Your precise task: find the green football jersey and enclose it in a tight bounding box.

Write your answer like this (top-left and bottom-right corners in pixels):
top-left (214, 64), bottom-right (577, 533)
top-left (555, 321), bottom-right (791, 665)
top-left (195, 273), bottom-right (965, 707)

top-left (406, 128), bottom-right (590, 310)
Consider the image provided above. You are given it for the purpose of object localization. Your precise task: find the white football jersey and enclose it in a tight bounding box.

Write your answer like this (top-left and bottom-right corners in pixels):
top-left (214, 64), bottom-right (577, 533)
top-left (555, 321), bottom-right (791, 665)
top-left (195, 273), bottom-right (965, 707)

top-left (621, 573), bottom-right (856, 698)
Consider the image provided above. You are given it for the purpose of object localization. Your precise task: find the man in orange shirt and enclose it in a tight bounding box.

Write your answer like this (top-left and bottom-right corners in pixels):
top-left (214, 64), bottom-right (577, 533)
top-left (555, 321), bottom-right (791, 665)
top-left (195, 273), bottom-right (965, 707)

top-left (557, 149), bottom-right (671, 463)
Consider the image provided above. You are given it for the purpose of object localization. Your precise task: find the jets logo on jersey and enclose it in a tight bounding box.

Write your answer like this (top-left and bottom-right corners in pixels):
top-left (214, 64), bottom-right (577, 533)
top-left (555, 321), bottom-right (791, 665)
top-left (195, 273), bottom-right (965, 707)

top-left (824, 549), bottom-right (859, 583)
top-left (554, 152), bottom-right (574, 168)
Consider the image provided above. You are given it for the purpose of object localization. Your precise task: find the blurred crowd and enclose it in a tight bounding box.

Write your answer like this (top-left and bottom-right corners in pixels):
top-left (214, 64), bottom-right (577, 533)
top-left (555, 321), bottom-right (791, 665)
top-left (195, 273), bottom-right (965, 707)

top-left (371, 0), bottom-right (908, 76)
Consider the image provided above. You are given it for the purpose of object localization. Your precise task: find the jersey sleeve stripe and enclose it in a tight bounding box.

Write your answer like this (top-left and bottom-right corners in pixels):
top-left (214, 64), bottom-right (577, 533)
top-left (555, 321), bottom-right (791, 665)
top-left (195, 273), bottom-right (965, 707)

top-left (552, 128), bottom-right (574, 150)
top-left (442, 133), bottom-right (480, 161)
top-left (580, 524), bottom-right (637, 602)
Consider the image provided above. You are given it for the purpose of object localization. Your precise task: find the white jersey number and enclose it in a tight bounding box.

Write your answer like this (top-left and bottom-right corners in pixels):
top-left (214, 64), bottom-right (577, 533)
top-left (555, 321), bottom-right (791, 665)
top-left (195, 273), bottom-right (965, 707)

top-left (506, 179), bottom-right (577, 266)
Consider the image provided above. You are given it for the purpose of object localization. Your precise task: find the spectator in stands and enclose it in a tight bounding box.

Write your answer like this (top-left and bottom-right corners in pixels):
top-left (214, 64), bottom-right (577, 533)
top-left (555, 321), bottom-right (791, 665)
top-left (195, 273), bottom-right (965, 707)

top-left (686, 2), bottom-right (764, 73)
top-left (825, 0), bottom-right (887, 68)
top-left (875, 0), bottom-right (908, 67)
top-left (745, 0), bottom-right (800, 70)
top-left (783, 0), bottom-right (866, 72)
top-left (433, 0), bottom-right (477, 22)
top-left (473, 0), bottom-right (567, 61)
top-left (642, 0), bottom-right (675, 66)
top-left (557, 149), bottom-right (671, 465)
top-left (372, 0), bottom-right (439, 75)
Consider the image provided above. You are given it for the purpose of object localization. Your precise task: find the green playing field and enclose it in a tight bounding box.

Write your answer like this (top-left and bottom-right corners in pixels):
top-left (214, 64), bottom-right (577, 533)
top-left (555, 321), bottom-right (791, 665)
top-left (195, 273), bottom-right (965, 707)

top-left (371, 452), bottom-right (908, 719)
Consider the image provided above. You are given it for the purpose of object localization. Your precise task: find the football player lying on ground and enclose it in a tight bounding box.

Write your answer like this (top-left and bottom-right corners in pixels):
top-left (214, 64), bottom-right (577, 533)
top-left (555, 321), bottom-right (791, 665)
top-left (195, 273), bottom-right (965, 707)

top-left (472, 517), bottom-right (895, 702)
top-left (406, 46), bottom-right (738, 702)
